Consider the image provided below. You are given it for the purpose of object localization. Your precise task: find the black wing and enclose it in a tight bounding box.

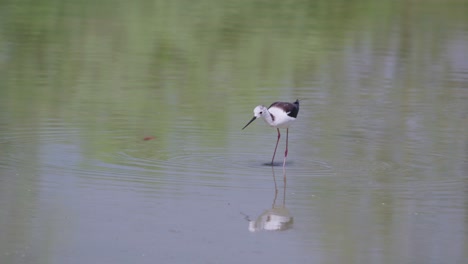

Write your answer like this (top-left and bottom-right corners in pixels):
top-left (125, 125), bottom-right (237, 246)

top-left (268, 99), bottom-right (299, 118)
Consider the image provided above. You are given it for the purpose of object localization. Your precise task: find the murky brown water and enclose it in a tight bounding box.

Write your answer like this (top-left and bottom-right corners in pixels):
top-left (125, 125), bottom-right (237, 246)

top-left (1, 1), bottom-right (467, 263)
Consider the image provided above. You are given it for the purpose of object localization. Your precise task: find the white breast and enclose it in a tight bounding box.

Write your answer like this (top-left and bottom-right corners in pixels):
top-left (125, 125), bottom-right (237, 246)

top-left (268, 107), bottom-right (296, 128)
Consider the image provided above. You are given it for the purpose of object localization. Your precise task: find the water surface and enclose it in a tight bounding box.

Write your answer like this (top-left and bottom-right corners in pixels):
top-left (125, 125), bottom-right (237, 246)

top-left (1, 0), bottom-right (467, 263)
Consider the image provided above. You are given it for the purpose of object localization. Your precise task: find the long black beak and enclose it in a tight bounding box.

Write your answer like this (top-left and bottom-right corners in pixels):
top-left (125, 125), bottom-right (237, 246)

top-left (242, 116), bottom-right (257, 130)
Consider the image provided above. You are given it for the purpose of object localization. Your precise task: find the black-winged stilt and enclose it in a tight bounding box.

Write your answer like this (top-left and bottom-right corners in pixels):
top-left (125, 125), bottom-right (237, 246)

top-left (242, 99), bottom-right (299, 166)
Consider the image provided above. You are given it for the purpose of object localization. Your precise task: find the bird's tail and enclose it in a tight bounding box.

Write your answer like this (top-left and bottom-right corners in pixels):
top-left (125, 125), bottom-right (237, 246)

top-left (294, 99), bottom-right (300, 109)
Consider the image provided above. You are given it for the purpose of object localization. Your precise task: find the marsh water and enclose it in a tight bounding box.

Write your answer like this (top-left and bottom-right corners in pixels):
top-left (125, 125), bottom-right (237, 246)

top-left (1, 1), bottom-right (467, 263)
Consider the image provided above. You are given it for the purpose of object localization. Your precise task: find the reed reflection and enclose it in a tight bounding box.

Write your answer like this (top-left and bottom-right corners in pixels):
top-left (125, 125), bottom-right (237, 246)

top-left (248, 167), bottom-right (293, 232)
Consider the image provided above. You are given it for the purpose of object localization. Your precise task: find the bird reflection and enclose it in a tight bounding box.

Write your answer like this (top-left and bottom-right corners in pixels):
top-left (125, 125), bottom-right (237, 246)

top-left (247, 167), bottom-right (293, 232)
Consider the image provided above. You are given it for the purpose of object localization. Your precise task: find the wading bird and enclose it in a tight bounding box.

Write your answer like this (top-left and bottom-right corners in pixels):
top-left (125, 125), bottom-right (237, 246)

top-left (242, 99), bottom-right (299, 166)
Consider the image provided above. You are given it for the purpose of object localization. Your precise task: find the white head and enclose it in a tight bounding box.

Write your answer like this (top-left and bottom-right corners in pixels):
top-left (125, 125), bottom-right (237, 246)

top-left (253, 105), bottom-right (269, 118)
top-left (242, 105), bottom-right (269, 130)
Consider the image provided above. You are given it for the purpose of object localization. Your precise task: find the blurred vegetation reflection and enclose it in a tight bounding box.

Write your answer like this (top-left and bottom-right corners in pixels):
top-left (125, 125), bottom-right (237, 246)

top-left (2, 0), bottom-right (466, 110)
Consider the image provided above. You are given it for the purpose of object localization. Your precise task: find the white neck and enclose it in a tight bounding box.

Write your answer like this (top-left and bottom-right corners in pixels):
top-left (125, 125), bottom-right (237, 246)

top-left (261, 109), bottom-right (275, 126)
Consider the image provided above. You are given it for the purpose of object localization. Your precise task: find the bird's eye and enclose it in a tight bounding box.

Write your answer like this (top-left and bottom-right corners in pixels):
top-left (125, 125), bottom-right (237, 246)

top-left (259, 111), bottom-right (263, 114)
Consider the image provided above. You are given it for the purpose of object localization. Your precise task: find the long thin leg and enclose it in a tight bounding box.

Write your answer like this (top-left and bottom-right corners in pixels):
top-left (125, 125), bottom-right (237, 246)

top-left (282, 128), bottom-right (289, 167)
top-left (271, 128), bottom-right (281, 165)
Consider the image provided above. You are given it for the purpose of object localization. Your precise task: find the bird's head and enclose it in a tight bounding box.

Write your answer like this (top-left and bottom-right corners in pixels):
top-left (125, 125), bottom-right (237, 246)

top-left (253, 105), bottom-right (268, 118)
top-left (242, 105), bottom-right (267, 130)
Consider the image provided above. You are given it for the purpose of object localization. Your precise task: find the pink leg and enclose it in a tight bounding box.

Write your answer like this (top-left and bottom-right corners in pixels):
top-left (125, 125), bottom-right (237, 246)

top-left (282, 128), bottom-right (289, 167)
top-left (271, 128), bottom-right (281, 165)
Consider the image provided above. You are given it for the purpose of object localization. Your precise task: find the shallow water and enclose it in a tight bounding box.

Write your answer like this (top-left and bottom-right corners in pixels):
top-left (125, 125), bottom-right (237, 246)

top-left (1, 1), bottom-right (468, 263)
